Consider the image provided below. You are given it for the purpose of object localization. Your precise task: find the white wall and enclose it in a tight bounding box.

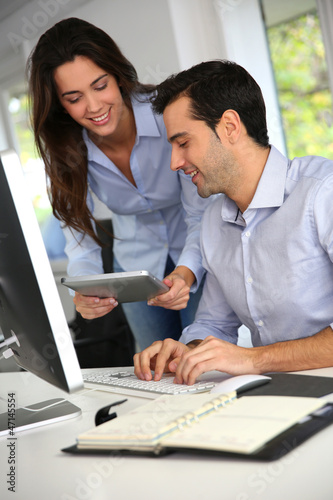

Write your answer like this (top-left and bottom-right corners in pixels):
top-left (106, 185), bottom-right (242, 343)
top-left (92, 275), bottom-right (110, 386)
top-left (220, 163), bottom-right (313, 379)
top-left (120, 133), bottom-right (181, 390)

top-left (167, 0), bottom-right (228, 69)
top-left (72, 0), bottom-right (180, 84)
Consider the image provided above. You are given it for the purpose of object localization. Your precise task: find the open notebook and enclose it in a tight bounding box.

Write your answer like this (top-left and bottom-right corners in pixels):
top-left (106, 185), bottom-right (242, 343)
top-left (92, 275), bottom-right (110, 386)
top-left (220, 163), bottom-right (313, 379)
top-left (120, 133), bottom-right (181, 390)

top-left (63, 392), bottom-right (333, 460)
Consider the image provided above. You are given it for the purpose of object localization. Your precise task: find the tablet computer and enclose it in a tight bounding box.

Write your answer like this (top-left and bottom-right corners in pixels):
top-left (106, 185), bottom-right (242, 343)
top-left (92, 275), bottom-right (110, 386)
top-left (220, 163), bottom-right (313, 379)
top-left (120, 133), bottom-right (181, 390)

top-left (61, 270), bottom-right (169, 303)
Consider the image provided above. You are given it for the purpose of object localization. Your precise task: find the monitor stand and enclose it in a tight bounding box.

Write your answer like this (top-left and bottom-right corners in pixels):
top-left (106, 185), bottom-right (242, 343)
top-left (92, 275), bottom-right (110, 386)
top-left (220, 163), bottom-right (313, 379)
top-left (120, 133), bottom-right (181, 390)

top-left (0, 335), bottom-right (81, 433)
top-left (0, 398), bottom-right (81, 436)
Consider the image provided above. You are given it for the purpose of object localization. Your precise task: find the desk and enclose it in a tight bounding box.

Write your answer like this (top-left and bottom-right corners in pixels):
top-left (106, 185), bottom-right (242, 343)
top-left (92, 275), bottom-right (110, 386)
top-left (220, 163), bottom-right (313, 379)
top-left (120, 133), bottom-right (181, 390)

top-left (1, 368), bottom-right (333, 500)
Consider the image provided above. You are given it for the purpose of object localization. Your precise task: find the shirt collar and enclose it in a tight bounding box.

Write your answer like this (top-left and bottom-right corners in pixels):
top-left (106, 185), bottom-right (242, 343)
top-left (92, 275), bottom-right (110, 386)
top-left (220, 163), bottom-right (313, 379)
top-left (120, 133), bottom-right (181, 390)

top-left (131, 95), bottom-right (161, 138)
top-left (248, 145), bottom-right (288, 209)
top-left (222, 145), bottom-right (288, 222)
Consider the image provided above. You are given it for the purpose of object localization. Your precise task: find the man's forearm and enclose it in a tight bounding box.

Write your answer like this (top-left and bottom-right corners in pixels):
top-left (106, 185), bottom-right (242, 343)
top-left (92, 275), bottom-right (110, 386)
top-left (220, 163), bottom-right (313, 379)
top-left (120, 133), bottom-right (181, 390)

top-left (252, 326), bottom-right (333, 373)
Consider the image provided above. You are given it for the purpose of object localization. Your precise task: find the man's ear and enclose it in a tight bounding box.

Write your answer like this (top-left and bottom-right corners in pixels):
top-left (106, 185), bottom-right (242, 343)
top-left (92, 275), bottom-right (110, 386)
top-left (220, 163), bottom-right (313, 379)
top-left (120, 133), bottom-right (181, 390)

top-left (216, 109), bottom-right (241, 144)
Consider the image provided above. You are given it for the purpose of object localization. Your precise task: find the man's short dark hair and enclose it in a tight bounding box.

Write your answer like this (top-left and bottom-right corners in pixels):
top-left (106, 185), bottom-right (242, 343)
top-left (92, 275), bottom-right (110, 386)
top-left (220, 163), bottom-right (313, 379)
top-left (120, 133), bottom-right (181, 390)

top-left (152, 60), bottom-right (269, 147)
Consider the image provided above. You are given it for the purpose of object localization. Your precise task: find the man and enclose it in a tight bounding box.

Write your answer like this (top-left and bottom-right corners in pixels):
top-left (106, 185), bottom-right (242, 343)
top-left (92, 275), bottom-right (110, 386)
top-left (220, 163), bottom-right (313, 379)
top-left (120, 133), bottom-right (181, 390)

top-left (134, 60), bottom-right (333, 385)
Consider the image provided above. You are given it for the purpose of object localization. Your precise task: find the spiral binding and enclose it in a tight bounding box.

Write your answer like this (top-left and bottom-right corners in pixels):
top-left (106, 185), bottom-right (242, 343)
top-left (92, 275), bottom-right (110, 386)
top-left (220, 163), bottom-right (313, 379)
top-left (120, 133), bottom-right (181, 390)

top-left (170, 391), bottom-right (237, 433)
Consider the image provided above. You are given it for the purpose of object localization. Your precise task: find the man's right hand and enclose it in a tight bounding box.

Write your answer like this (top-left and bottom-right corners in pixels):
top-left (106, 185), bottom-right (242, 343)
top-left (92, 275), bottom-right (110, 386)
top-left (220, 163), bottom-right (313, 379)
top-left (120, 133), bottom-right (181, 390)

top-left (73, 291), bottom-right (118, 319)
top-left (134, 338), bottom-right (190, 382)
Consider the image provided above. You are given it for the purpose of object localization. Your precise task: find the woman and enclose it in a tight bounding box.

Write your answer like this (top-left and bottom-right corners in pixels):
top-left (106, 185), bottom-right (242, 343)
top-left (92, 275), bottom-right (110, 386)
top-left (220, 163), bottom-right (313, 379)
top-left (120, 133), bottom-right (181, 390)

top-left (28, 18), bottom-right (210, 350)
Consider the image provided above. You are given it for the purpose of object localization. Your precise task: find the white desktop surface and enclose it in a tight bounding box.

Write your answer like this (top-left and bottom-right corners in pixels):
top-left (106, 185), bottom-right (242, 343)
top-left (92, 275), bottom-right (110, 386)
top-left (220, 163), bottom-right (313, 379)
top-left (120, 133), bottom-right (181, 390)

top-left (1, 368), bottom-right (333, 500)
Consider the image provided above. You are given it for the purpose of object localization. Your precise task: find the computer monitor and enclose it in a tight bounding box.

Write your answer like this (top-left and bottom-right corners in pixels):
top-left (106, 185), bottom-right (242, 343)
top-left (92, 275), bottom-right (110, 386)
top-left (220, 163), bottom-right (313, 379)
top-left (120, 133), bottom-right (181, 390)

top-left (0, 149), bottom-right (83, 394)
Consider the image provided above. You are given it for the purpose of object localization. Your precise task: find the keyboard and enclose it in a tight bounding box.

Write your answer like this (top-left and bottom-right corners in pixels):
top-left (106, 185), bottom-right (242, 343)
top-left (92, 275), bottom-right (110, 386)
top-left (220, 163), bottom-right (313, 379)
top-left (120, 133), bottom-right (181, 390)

top-left (83, 369), bottom-right (216, 399)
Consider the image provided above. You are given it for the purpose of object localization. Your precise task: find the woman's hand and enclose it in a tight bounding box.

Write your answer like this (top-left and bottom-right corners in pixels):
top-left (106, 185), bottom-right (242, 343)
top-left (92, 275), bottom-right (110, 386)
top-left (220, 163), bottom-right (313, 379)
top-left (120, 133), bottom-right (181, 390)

top-left (73, 292), bottom-right (118, 319)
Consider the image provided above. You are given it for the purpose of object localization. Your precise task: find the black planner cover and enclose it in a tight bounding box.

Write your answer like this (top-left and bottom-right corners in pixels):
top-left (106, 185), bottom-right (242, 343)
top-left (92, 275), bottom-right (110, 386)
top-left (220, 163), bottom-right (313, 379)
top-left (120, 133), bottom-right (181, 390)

top-left (242, 373), bottom-right (333, 398)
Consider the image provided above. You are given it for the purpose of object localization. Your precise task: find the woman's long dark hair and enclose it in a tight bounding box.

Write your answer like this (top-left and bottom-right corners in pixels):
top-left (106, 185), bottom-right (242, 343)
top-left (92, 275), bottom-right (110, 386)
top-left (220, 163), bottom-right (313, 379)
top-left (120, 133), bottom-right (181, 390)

top-left (28, 17), bottom-right (155, 244)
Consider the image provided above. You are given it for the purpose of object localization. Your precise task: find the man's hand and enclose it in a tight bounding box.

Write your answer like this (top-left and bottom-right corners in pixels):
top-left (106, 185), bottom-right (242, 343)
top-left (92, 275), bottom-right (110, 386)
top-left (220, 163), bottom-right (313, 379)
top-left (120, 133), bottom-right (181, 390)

top-left (73, 291), bottom-right (118, 319)
top-left (134, 338), bottom-right (191, 381)
top-left (174, 336), bottom-right (257, 385)
top-left (147, 265), bottom-right (195, 310)
top-left (136, 328), bottom-right (333, 386)
top-left (172, 328), bottom-right (333, 385)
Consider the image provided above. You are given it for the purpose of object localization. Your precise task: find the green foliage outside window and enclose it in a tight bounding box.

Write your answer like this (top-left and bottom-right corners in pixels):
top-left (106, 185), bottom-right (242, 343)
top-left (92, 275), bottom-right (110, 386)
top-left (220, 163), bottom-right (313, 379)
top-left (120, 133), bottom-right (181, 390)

top-left (267, 13), bottom-right (333, 159)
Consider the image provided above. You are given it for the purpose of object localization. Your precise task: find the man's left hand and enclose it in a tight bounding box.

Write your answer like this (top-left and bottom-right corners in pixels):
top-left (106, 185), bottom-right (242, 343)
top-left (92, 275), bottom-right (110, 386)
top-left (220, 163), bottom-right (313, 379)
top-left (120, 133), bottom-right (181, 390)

top-left (174, 336), bottom-right (258, 385)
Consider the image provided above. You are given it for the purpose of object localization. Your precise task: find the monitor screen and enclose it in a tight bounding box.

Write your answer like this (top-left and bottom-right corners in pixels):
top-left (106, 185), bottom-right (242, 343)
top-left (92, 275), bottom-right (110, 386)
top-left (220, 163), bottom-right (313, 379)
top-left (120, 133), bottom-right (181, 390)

top-left (0, 149), bottom-right (83, 393)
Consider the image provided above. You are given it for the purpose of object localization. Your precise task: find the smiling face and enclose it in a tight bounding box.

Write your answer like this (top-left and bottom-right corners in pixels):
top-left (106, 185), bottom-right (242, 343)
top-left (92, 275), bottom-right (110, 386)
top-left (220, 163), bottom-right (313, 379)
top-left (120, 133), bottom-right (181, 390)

top-left (163, 96), bottom-right (239, 199)
top-left (53, 55), bottom-right (131, 140)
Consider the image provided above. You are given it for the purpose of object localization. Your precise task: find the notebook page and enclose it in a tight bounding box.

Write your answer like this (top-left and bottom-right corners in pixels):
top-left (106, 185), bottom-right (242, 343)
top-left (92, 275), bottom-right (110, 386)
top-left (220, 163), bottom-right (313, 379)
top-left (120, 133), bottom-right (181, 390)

top-left (77, 392), bottom-right (235, 447)
top-left (161, 396), bottom-right (326, 454)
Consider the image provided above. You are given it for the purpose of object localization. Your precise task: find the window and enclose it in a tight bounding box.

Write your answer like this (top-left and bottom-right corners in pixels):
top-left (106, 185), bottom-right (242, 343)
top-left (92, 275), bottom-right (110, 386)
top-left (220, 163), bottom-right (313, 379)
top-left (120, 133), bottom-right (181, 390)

top-left (261, 1), bottom-right (333, 158)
